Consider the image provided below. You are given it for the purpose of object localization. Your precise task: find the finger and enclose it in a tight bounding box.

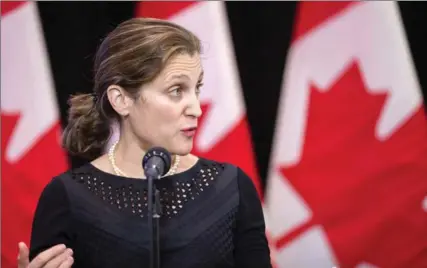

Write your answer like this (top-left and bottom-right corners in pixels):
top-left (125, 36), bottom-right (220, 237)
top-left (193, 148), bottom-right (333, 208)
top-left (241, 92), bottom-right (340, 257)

top-left (58, 256), bottom-right (74, 268)
top-left (29, 244), bottom-right (66, 268)
top-left (43, 248), bottom-right (73, 268)
top-left (17, 242), bottom-right (29, 268)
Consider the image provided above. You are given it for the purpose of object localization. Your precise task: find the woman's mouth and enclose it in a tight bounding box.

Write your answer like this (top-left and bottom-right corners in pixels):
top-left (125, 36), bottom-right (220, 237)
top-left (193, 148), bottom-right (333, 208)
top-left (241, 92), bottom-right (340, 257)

top-left (181, 127), bottom-right (197, 137)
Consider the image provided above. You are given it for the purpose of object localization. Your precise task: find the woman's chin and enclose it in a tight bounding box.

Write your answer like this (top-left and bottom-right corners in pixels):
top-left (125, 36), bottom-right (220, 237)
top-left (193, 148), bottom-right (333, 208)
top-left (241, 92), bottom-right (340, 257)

top-left (171, 143), bottom-right (193, 156)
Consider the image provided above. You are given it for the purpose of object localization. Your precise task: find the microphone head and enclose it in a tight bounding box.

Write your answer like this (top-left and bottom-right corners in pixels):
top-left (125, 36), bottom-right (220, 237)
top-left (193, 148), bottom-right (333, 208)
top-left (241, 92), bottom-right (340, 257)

top-left (142, 147), bottom-right (172, 177)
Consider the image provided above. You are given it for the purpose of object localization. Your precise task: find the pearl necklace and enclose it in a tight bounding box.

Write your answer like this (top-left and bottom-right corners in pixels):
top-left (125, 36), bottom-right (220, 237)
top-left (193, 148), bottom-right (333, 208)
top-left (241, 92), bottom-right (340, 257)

top-left (108, 140), bottom-right (180, 178)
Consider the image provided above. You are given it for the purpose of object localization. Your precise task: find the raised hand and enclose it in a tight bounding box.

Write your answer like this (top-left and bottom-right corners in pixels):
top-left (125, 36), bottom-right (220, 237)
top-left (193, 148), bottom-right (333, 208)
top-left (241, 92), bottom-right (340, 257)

top-left (17, 242), bottom-right (74, 268)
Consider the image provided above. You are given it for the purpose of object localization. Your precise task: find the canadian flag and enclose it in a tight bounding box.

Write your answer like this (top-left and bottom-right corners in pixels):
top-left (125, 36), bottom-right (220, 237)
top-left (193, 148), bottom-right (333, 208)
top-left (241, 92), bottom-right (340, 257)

top-left (135, 2), bottom-right (262, 194)
top-left (265, 2), bottom-right (427, 268)
top-left (1, 2), bottom-right (69, 267)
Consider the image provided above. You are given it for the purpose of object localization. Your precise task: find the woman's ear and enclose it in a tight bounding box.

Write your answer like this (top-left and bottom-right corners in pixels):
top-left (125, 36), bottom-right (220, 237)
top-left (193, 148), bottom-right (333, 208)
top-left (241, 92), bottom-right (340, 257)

top-left (106, 85), bottom-right (134, 116)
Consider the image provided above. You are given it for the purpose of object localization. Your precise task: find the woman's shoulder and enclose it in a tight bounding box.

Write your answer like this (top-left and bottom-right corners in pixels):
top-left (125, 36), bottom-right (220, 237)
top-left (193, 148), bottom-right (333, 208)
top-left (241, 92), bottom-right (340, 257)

top-left (199, 158), bottom-right (260, 195)
top-left (197, 157), bottom-right (251, 177)
top-left (195, 158), bottom-right (262, 211)
top-left (193, 157), bottom-right (234, 176)
top-left (195, 156), bottom-right (237, 170)
top-left (35, 167), bottom-right (84, 208)
top-left (43, 163), bottom-right (98, 193)
top-left (52, 163), bottom-right (95, 180)
top-left (194, 157), bottom-right (256, 187)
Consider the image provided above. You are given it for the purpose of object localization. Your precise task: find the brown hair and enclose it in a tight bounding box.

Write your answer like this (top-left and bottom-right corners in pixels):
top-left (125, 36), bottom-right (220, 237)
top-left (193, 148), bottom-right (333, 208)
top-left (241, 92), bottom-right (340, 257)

top-left (61, 17), bottom-right (202, 160)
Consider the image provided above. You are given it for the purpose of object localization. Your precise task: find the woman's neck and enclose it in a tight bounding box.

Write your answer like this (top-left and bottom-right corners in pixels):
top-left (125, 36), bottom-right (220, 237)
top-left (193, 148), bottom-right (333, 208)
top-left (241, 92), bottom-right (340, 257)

top-left (113, 138), bottom-right (148, 178)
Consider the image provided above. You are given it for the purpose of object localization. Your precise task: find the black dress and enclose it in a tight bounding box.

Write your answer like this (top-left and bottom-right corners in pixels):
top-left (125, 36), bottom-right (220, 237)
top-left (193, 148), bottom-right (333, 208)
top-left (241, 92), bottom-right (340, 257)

top-left (29, 157), bottom-right (272, 268)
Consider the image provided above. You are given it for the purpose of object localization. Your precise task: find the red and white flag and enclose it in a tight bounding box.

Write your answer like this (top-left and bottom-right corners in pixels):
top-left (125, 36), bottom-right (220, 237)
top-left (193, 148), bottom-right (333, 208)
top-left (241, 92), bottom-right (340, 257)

top-left (1, 2), bottom-right (69, 267)
top-left (265, 2), bottom-right (427, 267)
top-left (135, 1), bottom-right (262, 194)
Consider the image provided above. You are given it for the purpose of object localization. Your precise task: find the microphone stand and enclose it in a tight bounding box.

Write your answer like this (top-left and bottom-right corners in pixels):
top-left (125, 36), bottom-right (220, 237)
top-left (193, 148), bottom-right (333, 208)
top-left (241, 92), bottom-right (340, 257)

top-left (147, 172), bottom-right (161, 268)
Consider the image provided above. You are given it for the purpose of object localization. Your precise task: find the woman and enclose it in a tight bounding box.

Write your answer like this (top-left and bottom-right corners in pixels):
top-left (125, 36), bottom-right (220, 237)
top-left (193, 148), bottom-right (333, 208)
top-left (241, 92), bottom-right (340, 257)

top-left (17, 17), bottom-right (271, 268)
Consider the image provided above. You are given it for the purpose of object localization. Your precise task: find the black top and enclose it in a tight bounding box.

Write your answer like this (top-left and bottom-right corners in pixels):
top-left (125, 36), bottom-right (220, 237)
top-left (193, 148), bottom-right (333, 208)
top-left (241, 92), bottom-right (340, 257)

top-left (29, 158), bottom-right (271, 268)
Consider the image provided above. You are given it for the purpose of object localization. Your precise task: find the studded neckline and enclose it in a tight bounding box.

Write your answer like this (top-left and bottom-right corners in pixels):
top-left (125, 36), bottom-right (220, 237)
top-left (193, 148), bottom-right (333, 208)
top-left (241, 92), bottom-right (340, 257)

top-left (70, 158), bottom-right (225, 219)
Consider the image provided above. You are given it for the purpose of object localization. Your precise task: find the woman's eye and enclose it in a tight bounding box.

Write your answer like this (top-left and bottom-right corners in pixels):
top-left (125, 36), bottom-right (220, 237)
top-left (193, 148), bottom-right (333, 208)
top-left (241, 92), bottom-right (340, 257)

top-left (196, 83), bottom-right (204, 95)
top-left (170, 86), bottom-right (182, 96)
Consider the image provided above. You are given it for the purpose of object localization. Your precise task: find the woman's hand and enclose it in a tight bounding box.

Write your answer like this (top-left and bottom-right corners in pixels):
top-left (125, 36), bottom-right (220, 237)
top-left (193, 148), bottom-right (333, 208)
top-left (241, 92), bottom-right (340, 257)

top-left (17, 242), bottom-right (74, 268)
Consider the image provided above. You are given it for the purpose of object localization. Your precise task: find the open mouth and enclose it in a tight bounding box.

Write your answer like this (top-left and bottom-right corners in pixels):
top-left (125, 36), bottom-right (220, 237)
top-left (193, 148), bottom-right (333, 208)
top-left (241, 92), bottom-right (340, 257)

top-left (181, 127), bottom-right (197, 137)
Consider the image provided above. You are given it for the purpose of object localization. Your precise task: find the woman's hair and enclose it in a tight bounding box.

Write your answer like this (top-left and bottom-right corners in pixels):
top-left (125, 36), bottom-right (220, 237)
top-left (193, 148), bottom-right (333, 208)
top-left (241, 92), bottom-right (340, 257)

top-left (61, 18), bottom-right (202, 160)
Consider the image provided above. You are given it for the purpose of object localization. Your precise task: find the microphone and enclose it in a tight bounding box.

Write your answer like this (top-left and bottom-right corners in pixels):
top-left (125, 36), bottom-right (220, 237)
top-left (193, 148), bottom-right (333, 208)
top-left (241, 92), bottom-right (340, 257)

top-left (142, 146), bottom-right (172, 268)
top-left (142, 147), bottom-right (172, 179)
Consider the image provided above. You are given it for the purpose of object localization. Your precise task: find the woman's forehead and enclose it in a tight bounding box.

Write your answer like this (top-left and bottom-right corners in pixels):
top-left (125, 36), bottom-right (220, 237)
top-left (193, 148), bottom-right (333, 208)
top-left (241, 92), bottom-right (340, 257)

top-left (161, 54), bottom-right (203, 81)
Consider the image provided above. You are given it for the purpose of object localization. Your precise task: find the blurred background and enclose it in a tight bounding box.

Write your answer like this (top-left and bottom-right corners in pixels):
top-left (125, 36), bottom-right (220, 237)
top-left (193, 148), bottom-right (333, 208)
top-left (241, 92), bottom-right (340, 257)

top-left (2, 1), bottom-right (427, 268)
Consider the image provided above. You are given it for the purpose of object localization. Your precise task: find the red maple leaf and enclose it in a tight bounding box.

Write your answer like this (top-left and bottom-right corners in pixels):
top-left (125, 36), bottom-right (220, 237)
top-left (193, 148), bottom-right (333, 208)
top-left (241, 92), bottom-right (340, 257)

top-left (1, 112), bottom-right (69, 268)
top-left (191, 103), bottom-right (262, 196)
top-left (276, 62), bottom-right (427, 267)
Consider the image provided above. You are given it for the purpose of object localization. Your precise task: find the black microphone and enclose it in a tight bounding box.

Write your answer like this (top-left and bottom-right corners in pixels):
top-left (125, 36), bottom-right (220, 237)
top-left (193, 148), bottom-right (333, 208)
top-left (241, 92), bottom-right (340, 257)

top-left (142, 147), bottom-right (172, 268)
top-left (142, 147), bottom-right (172, 179)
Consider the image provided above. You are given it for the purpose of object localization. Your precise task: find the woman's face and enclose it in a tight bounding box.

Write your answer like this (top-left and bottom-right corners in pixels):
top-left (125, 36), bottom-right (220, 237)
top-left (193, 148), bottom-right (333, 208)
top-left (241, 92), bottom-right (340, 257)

top-left (127, 53), bottom-right (204, 155)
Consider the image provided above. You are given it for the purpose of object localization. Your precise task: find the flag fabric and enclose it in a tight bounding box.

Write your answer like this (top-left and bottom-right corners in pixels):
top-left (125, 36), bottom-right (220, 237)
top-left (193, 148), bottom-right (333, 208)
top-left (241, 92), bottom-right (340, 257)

top-left (265, 1), bottom-right (427, 268)
top-left (135, 1), bottom-right (262, 195)
top-left (1, 2), bottom-right (69, 267)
